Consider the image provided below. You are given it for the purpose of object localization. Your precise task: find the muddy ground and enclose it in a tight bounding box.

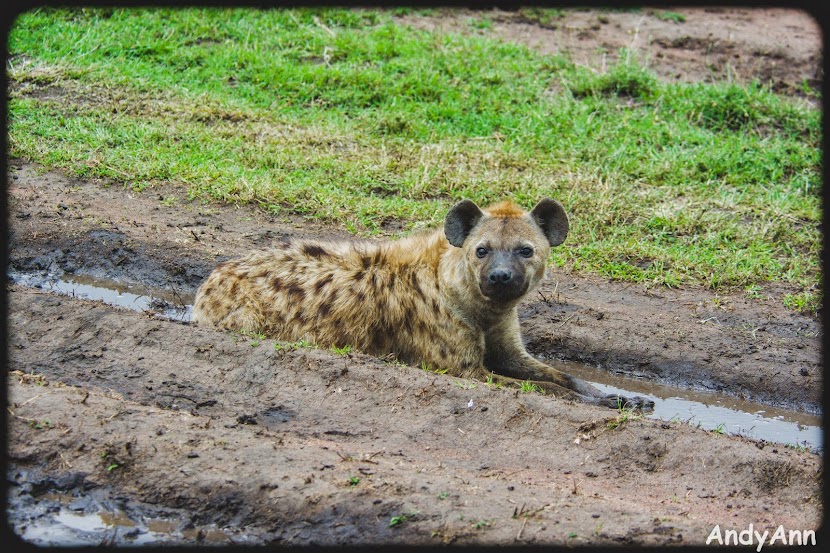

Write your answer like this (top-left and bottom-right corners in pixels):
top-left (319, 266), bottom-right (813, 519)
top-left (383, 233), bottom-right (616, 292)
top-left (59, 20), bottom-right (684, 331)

top-left (4, 7), bottom-right (824, 547)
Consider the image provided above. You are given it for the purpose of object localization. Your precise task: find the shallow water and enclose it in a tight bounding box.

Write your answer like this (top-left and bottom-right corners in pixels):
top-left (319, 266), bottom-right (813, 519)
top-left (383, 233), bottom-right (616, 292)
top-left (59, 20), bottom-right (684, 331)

top-left (9, 270), bottom-right (193, 321)
top-left (10, 490), bottom-right (242, 546)
top-left (8, 269), bottom-right (822, 453)
top-left (561, 360), bottom-right (821, 452)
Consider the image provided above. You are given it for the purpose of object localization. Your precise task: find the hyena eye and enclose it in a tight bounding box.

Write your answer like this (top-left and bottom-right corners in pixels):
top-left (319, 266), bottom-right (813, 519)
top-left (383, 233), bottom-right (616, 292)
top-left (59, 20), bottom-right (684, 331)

top-left (476, 247), bottom-right (488, 258)
top-left (519, 246), bottom-right (534, 258)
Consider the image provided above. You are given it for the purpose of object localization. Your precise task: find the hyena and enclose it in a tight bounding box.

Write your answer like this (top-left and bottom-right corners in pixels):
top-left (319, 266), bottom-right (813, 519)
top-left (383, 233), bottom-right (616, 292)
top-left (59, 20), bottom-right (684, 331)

top-left (193, 198), bottom-right (651, 409)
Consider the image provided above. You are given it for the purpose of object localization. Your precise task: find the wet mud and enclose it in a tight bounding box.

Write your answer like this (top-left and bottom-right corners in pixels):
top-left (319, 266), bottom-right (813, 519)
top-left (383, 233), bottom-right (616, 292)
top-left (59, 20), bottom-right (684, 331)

top-left (7, 267), bottom-right (822, 452)
top-left (5, 157), bottom-right (823, 546)
top-left (7, 160), bottom-right (821, 416)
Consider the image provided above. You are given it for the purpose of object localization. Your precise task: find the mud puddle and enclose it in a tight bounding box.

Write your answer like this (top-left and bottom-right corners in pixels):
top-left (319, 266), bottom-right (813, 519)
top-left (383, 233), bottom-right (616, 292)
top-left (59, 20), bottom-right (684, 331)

top-left (560, 361), bottom-right (822, 452)
top-left (8, 269), bottom-right (821, 453)
top-left (7, 270), bottom-right (193, 322)
top-left (18, 507), bottom-right (238, 546)
top-left (7, 475), bottom-right (256, 546)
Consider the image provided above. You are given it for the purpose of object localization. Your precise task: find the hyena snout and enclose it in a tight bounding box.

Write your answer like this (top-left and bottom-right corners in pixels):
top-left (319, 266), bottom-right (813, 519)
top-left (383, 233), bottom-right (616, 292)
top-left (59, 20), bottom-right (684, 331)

top-left (480, 256), bottom-right (528, 302)
top-left (488, 267), bottom-right (514, 284)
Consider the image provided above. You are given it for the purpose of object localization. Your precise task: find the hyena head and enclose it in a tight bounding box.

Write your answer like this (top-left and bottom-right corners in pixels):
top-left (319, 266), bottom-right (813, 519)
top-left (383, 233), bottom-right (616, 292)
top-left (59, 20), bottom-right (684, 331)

top-left (444, 198), bottom-right (569, 304)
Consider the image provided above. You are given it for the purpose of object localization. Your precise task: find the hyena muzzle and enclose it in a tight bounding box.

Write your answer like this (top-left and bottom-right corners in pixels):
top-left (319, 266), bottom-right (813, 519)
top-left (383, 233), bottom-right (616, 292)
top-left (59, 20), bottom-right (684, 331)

top-left (193, 198), bottom-right (653, 410)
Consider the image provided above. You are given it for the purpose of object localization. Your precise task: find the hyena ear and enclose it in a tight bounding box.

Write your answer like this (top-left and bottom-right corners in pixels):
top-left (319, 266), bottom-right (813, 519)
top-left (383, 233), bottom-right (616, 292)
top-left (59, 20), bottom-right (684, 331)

top-left (530, 198), bottom-right (569, 247)
top-left (444, 200), bottom-right (485, 248)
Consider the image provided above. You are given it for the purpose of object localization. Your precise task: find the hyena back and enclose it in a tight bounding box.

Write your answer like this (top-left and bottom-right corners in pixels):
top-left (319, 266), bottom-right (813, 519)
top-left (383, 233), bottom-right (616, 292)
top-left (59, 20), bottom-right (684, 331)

top-left (193, 199), bottom-right (651, 409)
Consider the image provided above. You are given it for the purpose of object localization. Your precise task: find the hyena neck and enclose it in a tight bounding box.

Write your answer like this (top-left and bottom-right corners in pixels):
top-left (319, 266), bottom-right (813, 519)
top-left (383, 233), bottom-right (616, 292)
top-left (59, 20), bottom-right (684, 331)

top-left (386, 229), bottom-right (448, 270)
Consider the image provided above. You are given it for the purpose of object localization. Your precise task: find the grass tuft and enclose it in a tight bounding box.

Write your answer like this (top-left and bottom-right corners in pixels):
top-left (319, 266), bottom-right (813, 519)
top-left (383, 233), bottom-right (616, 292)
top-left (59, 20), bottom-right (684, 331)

top-left (568, 49), bottom-right (658, 99)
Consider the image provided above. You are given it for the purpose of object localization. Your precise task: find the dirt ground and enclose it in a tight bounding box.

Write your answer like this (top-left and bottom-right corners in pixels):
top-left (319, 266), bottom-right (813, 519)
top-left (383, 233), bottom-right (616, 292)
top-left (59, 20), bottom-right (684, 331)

top-left (4, 7), bottom-right (824, 546)
top-left (400, 6), bottom-right (823, 100)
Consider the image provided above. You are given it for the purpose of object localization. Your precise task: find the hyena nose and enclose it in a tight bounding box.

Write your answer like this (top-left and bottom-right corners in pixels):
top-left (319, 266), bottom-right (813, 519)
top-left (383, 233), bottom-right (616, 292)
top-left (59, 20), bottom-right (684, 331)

top-left (488, 268), bottom-right (513, 284)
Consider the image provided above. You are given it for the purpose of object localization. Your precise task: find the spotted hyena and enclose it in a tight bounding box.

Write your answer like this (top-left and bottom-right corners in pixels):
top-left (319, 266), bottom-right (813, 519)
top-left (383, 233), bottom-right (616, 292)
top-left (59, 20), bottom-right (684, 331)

top-left (193, 199), bottom-right (650, 409)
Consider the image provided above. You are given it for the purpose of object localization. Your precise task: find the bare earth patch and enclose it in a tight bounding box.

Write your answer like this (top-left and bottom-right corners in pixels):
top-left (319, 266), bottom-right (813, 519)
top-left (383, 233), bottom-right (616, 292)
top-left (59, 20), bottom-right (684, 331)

top-left (5, 7), bottom-right (823, 547)
top-left (397, 7), bottom-right (822, 100)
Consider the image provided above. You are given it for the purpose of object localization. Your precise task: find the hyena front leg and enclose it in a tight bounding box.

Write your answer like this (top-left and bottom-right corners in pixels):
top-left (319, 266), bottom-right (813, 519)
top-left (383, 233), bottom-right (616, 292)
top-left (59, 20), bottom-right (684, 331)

top-left (483, 372), bottom-right (587, 402)
top-left (503, 355), bottom-right (653, 410)
top-left (484, 324), bottom-right (654, 410)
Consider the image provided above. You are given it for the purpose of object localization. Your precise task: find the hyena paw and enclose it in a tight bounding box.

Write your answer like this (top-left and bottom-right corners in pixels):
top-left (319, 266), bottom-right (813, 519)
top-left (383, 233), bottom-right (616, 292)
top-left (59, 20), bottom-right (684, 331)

top-left (600, 393), bottom-right (655, 411)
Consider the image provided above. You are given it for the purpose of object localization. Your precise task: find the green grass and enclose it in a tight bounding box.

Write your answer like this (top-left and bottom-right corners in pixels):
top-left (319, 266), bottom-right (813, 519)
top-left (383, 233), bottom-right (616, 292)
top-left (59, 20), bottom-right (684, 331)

top-left (473, 519), bottom-right (492, 529)
top-left (517, 8), bottom-right (565, 26)
top-left (783, 290), bottom-right (821, 314)
top-left (519, 380), bottom-right (543, 394)
top-left (273, 338), bottom-right (314, 351)
top-left (420, 361), bottom-right (448, 374)
top-left (652, 10), bottom-right (686, 23)
top-left (330, 344), bottom-right (352, 355)
top-left (389, 512), bottom-right (417, 527)
top-left (606, 403), bottom-right (644, 430)
top-left (7, 8), bottom-right (822, 309)
top-left (237, 329), bottom-right (266, 346)
top-left (469, 15), bottom-right (492, 30)
top-left (485, 373), bottom-right (502, 389)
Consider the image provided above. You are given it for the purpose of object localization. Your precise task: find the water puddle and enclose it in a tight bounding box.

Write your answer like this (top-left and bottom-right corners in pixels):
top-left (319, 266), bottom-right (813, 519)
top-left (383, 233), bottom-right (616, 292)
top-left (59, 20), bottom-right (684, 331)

top-left (8, 269), bottom-right (822, 452)
top-left (561, 360), bottom-right (822, 452)
top-left (8, 270), bottom-right (193, 321)
top-left (10, 490), bottom-right (245, 546)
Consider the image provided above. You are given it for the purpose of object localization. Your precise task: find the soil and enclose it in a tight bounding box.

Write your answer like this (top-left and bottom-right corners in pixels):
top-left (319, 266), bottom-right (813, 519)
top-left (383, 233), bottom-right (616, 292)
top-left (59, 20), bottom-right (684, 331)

top-left (399, 6), bottom-right (823, 101)
top-left (4, 7), bottom-right (823, 547)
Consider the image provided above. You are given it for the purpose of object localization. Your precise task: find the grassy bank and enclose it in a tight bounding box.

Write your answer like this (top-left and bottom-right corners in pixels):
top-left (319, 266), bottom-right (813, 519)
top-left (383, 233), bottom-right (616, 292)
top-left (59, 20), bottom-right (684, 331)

top-left (6, 8), bottom-right (822, 310)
